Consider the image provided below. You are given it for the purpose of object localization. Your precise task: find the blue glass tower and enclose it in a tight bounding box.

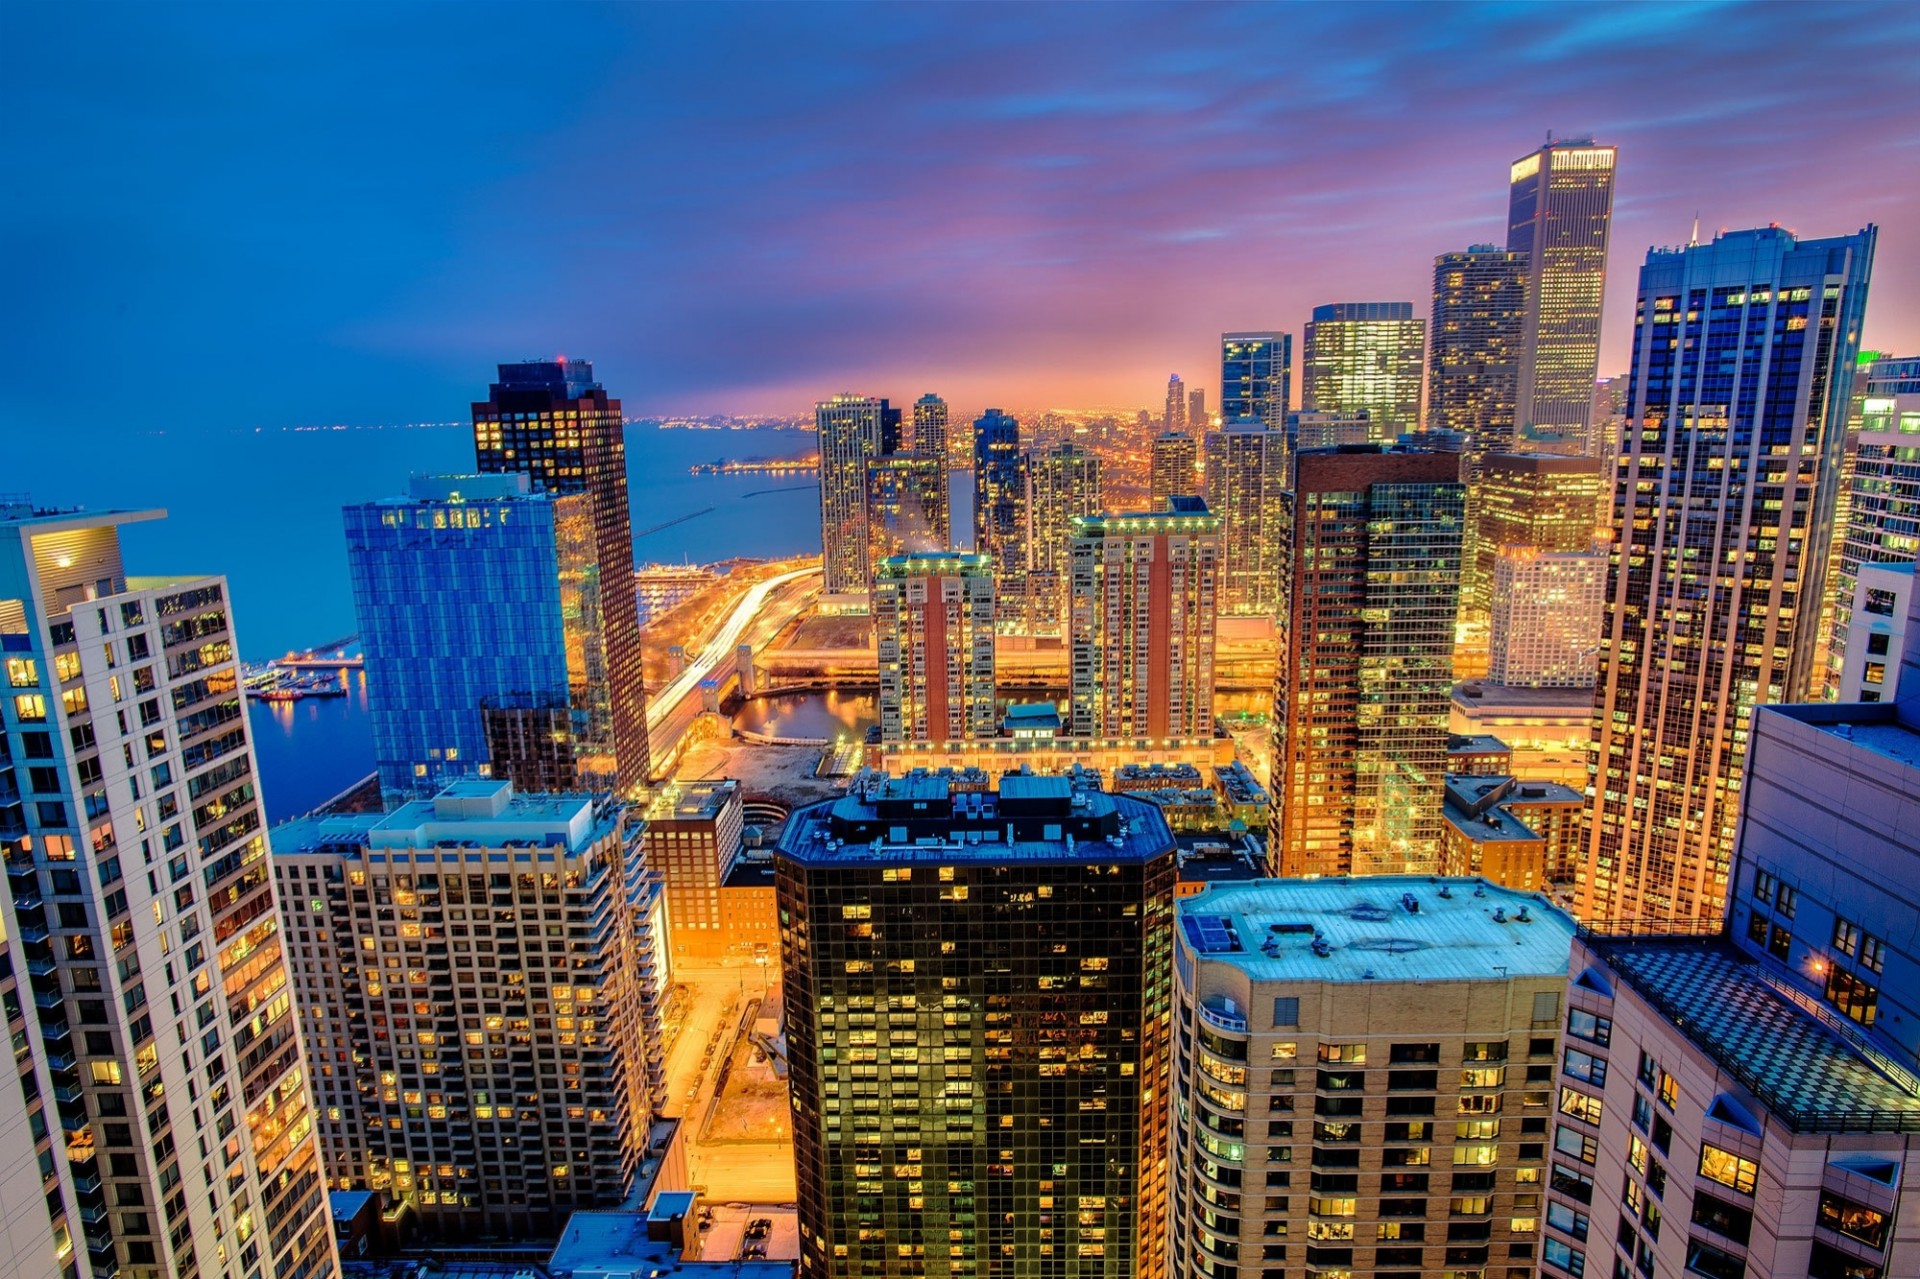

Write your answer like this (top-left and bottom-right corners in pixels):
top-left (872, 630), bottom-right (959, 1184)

top-left (345, 473), bottom-right (578, 802)
top-left (972, 408), bottom-right (1024, 579)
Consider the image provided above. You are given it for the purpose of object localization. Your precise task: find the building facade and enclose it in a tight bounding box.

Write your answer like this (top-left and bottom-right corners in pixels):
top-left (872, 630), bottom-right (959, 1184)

top-left (873, 553), bottom-right (996, 745)
top-left (777, 775), bottom-right (1177, 1279)
top-left (1835, 562), bottom-right (1913, 703)
top-left (816, 395), bottom-right (903, 596)
top-left (1440, 775), bottom-right (1586, 891)
top-left (911, 393), bottom-right (950, 468)
top-left (1222, 331), bottom-right (1291, 430)
top-left (1151, 431), bottom-right (1200, 511)
top-left (1204, 420), bottom-right (1287, 618)
top-left (1301, 303), bottom-right (1427, 441)
top-left (1021, 443), bottom-right (1103, 637)
top-left (1272, 447), bottom-right (1466, 878)
top-left (273, 781), bottom-right (663, 1239)
top-left (1167, 374), bottom-right (1189, 432)
top-left (645, 779), bottom-right (746, 966)
top-left (1172, 878), bottom-right (1576, 1279)
top-left (1488, 550), bottom-right (1606, 689)
top-left (972, 409), bottom-right (1025, 585)
top-left (864, 453), bottom-right (950, 572)
top-left (1827, 393), bottom-right (1920, 694)
top-left (1506, 138), bottom-right (1617, 451)
top-left (1429, 245), bottom-right (1530, 468)
top-left (1069, 499), bottom-right (1222, 740)
top-left (0, 505), bottom-right (335, 1279)
top-left (1582, 225), bottom-right (1876, 925)
top-left (473, 359), bottom-right (650, 785)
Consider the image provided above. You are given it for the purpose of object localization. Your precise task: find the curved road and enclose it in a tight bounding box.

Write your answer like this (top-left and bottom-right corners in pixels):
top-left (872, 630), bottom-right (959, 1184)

top-left (647, 565), bottom-right (822, 735)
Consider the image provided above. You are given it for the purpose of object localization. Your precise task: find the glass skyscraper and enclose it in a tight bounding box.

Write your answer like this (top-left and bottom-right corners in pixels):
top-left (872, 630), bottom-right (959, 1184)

top-left (1301, 302), bottom-right (1427, 440)
top-left (1582, 225), bottom-right (1876, 926)
top-left (864, 452), bottom-right (950, 571)
top-left (1428, 245), bottom-right (1529, 470)
top-left (1221, 331), bottom-right (1290, 429)
top-left (1827, 393), bottom-right (1920, 694)
top-left (816, 394), bottom-right (904, 596)
top-left (972, 408), bottom-right (1025, 583)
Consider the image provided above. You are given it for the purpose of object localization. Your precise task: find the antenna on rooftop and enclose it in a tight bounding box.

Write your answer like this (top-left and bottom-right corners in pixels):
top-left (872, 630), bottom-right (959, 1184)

top-left (1689, 212), bottom-right (1701, 247)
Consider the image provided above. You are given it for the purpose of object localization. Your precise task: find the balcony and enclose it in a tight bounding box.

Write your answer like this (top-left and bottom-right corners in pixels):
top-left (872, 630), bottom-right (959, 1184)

top-left (1197, 995), bottom-right (1249, 1036)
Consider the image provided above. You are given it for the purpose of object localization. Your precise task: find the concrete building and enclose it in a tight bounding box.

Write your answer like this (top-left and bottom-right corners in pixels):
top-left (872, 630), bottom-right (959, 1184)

top-left (1448, 733), bottom-right (1515, 777)
top-left (1464, 452), bottom-right (1606, 685)
top-left (1583, 225), bottom-right (1876, 926)
top-left (1273, 447), bottom-right (1466, 878)
top-left (1506, 138), bottom-right (1617, 451)
top-left (1835, 562), bottom-right (1913, 703)
top-left (815, 394), bottom-right (903, 597)
top-left (776, 775), bottom-right (1177, 1279)
top-left (1489, 550), bottom-right (1606, 689)
top-left (910, 392), bottom-right (949, 467)
top-left (1301, 302), bottom-right (1427, 440)
top-left (272, 780), bottom-right (664, 1239)
top-left (1152, 431), bottom-right (1200, 510)
top-left (0, 505), bottom-right (336, 1279)
top-left (647, 779), bottom-right (746, 967)
top-left (1827, 394), bottom-right (1920, 695)
top-left (1020, 443), bottom-right (1102, 637)
top-left (872, 553), bottom-right (996, 745)
top-left (474, 358), bottom-right (650, 785)
top-left (1222, 331), bottom-right (1291, 430)
top-left (1167, 373), bottom-right (1189, 432)
top-left (1429, 245), bottom-right (1530, 467)
top-left (1205, 419), bottom-right (1287, 618)
top-left (549, 1209), bottom-right (794, 1277)
top-left (1190, 388), bottom-right (1208, 433)
top-left (1069, 498), bottom-right (1222, 740)
top-left (863, 452), bottom-right (949, 573)
top-left (1288, 409), bottom-right (1375, 458)
top-left (1171, 877), bottom-right (1577, 1279)
top-left (1441, 775), bottom-right (1585, 892)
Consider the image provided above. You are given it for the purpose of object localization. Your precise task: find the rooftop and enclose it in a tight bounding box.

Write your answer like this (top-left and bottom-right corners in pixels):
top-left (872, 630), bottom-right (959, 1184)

top-left (1179, 877), bottom-right (1575, 984)
top-left (1587, 935), bottom-right (1920, 1133)
top-left (648, 779), bottom-right (740, 823)
top-left (548, 1211), bottom-right (792, 1278)
top-left (271, 782), bottom-right (613, 858)
top-left (1453, 681), bottom-right (1597, 714)
top-left (1761, 701), bottom-right (1920, 769)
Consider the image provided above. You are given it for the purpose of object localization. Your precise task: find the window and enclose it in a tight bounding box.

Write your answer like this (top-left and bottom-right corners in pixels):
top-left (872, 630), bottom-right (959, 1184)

top-left (1272, 998), bottom-right (1299, 1028)
top-left (1690, 1192), bottom-right (1752, 1245)
top-left (1564, 1049), bottom-right (1608, 1087)
top-left (5, 658), bottom-right (38, 687)
top-left (1547, 1202), bottom-right (1590, 1241)
top-left (1809, 1241), bottom-right (1884, 1279)
top-left (1271, 1041), bottom-right (1298, 1061)
top-left (1533, 991), bottom-right (1562, 1022)
top-left (1825, 966), bottom-right (1879, 1027)
top-left (1752, 870), bottom-right (1776, 906)
top-left (1860, 934), bottom-right (1885, 974)
top-left (1864, 661), bottom-right (1887, 686)
top-left (13, 693), bottom-right (47, 722)
top-left (1776, 885), bottom-right (1797, 918)
top-left (1628, 1135), bottom-right (1649, 1174)
top-left (1559, 1088), bottom-right (1603, 1126)
top-left (1551, 1164), bottom-right (1593, 1204)
top-left (1867, 631), bottom-right (1891, 656)
top-left (1567, 1009), bottom-right (1611, 1046)
top-left (1698, 1144), bottom-right (1757, 1196)
top-left (1318, 1043), bottom-right (1365, 1064)
top-left (1767, 922), bottom-right (1792, 959)
top-left (1554, 1125), bottom-right (1597, 1165)
top-left (1543, 1236), bottom-right (1586, 1276)
top-left (1683, 1236), bottom-right (1747, 1279)
top-left (1817, 1192), bottom-right (1888, 1248)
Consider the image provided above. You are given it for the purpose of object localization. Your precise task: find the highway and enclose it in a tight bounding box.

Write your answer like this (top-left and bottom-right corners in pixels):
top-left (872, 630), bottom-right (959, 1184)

top-left (646, 564), bottom-right (821, 744)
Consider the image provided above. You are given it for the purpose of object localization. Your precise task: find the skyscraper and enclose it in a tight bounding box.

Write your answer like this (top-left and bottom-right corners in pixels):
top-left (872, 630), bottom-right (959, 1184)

top-left (1272, 446), bottom-right (1466, 877)
top-left (1826, 394), bottom-right (1920, 695)
top-left (1188, 387), bottom-right (1207, 433)
top-left (777, 775), bottom-right (1177, 1279)
top-left (863, 452), bottom-right (950, 570)
top-left (816, 393), bottom-right (903, 596)
top-left (971, 408), bottom-right (1024, 582)
top-left (1069, 498), bottom-right (1221, 739)
top-left (1506, 137), bottom-right (1617, 450)
top-left (1463, 452), bottom-right (1606, 683)
top-left (473, 359), bottom-right (651, 785)
top-left (273, 780), bottom-right (663, 1238)
top-left (911, 391), bottom-right (950, 465)
top-left (1204, 419), bottom-right (1286, 617)
top-left (0, 504), bottom-right (336, 1279)
top-left (345, 474), bottom-right (601, 802)
top-left (1221, 331), bottom-right (1290, 429)
top-left (1150, 431), bottom-right (1199, 510)
top-left (1582, 225), bottom-right (1876, 925)
top-left (1165, 373), bottom-right (1188, 431)
top-left (872, 552), bottom-right (996, 744)
top-left (1301, 302), bottom-right (1427, 440)
top-left (1428, 245), bottom-right (1529, 469)
top-left (1022, 443), bottom-right (1103, 636)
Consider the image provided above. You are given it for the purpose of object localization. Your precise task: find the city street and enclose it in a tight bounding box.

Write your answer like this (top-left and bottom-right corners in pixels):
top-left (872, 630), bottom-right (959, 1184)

top-left (661, 961), bottom-right (796, 1205)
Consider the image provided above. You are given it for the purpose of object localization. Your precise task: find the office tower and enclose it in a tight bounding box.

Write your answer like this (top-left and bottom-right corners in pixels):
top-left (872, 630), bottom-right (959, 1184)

top-left (1428, 245), bottom-right (1529, 470)
top-left (1221, 331), bottom-right (1291, 429)
top-left (1488, 550), bottom-right (1606, 687)
top-left (778, 775), bottom-right (1177, 1279)
top-left (1151, 431), bottom-right (1199, 510)
top-left (1204, 419), bottom-right (1287, 617)
top-left (1826, 394), bottom-right (1920, 694)
top-left (345, 474), bottom-right (605, 802)
top-left (1189, 388), bottom-right (1207, 433)
top-left (1468, 453), bottom-right (1607, 686)
top-left (1590, 373), bottom-right (1628, 463)
top-left (872, 553), bottom-right (996, 744)
top-left (1301, 302), bottom-right (1427, 440)
top-left (1506, 137), bottom-right (1617, 450)
top-left (1288, 408), bottom-right (1374, 455)
top-left (1166, 373), bottom-right (1188, 431)
top-left (1836, 562), bottom-right (1913, 702)
top-left (816, 394), bottom-right (903, 596)
top-left (1867, 354), bottom-right (1920, 396)
top-left (1273, 447), bottom-right (1466, 878)
top-left (0, 505), bottom-right (335, 1279)
top-left (473, 359), bottom-right (650, 785)
top-left (864, 452), bottom-right (950, 571)
top-left (911, 392), bottom-right (950, 465)
top-left (1552, 654), bottom-right (1920, 1279)
top-left (273, 780), bottom-right (662, 1239)
top-left (645, 778), bottom-right (743, 966)
top-left (1171, 879), bottom-right (1575, 1279)
top-left (1022, 443), bottom-right (1103, 636)
top-left (1069, 498), bottom-right (1222, 739)
top-left (971, 409), bottom-right (1025, 581)
top-left (1583, 225), bottom-right (1876, 925)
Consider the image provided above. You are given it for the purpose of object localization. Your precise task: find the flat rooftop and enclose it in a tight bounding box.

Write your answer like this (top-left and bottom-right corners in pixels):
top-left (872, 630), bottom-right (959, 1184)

top-left (1762, 701), bottom-right (1920, 769)
top-left (1180, 877), bottom-right (1575, 984)
top-left (1453, 682), bottom-right (1596, 715)
top-left (548, 1211), bottom-right (793, 1277)
top-left (1589, 935), bottom-right (1920, 1133)
top-left (270, 782), bottom-right (611, 857)
top-left (648, 779), bottom-right (740, 823)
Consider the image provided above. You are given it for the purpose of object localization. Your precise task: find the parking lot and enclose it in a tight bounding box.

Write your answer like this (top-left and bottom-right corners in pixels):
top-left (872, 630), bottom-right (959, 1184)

top-left (691, 1201), bottom-right (800, 1264)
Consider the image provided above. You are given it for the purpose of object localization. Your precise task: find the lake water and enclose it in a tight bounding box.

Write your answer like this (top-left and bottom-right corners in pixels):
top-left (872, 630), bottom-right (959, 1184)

top-left (732, 690), bottom-right (878, 740)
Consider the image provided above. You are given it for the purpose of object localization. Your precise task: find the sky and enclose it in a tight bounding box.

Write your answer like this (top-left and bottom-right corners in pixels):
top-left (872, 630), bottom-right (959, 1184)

top-left (4, 0), bottom-right (1919, 436)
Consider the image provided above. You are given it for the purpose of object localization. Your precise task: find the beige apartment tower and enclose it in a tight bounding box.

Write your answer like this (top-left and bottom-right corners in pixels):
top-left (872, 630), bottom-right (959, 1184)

top-left (1152, 431), bottom-right (1200, 511)
top-left (1205, 419), bottom-right (1288, 618)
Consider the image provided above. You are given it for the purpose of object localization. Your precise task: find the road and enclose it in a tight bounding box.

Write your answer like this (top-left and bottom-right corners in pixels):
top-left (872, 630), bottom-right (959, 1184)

top-left (661, 963), bottom-right (796, 1204)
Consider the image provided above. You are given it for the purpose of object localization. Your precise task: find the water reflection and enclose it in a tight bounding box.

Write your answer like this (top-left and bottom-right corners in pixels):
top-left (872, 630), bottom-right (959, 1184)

top-left (732, 690), bottom-right (877, 739)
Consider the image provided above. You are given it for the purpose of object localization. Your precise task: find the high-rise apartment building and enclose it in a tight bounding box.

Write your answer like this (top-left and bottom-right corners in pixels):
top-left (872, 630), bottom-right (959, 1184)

top-left (273, 780), bottom-right (662, 1239)
top-left (1836, 562), bottom-right (1913, 703)
top-left (0, 505), bottom-right (335, 1279)
top-left (1488, 551), bottom-right (1606, 688)
top-left (1467, 453), bottom-right (1606, 686)
top-left (972, 409), bottom-right (1025, 582)
top-left (645, 778), bottom-right (745, 966)
top-left (346, 474), bottom-right (607, 802)
top-left (816, 394), bottom-right (903, 596)
top-left (1301, 303), bottom-right (1427, 440)
top-left (1429, 245), bottom-right (1530, 469)
top-left (473, 359), bottom-right (650, 785)
top-left (1189, 388), bottom-right (1208, 433)
top-left (1021, 443), bottom-right (1103, 637)
top-left (1222, 331), bottom-right (1291, 429)
top-left (1826, 394), bottom-right (1920, 694)
top-left (1273, 447), bottom-right (1466, 878)
top-left (1506, 138), bottom-right (1617, 450)
top-left (1583, 225), bottom-right (1875, 926)
top-left (1166, 373), bottom-right (1189, 431)
top-left (1172, 878), bottom-right (1576, 1279)
top-left (1069, 498), bottom-right (1222, 740)
top-left (911, 392), bottom-right (950, 466)
top-left (1151, 431), bottom-right (1200, 510)
top-left (864, 452), bottom-right (950, 571)
top-left (777, 774), bottom-right (1177, 1279)
top-left (872, 553), bottom-right (996, 744)
top-left (1204, 420), bottom-right (1287, 617)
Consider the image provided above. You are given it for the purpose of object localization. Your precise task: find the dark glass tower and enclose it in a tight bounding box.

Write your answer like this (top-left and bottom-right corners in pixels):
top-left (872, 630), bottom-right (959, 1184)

top-left (472, 359), bottom-right (651, 786)
top-left (777, 775), bottom-right (1177, 1279)
top-left (972, 409), bottom-right (1025, 581)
